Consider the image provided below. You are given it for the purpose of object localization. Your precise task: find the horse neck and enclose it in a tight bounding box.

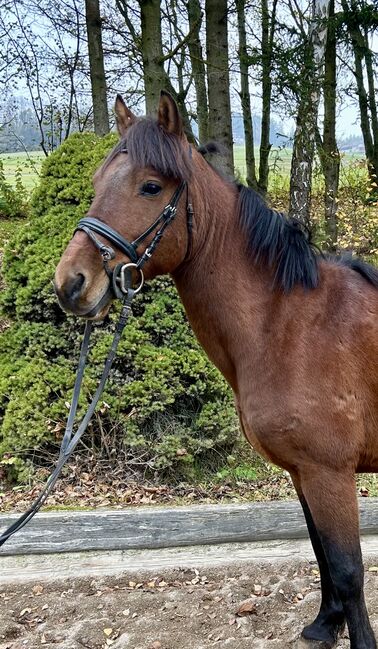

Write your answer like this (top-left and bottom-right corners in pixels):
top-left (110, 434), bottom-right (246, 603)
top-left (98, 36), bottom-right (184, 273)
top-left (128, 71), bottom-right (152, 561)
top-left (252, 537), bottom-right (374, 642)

top-left (172, 159), bottom-right (270, 391)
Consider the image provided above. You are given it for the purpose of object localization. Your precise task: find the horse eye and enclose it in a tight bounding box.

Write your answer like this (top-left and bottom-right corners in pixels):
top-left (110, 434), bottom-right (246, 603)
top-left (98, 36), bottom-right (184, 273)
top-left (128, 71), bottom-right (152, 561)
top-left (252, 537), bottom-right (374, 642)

top-left (140, 182), bottom-right (162, 196)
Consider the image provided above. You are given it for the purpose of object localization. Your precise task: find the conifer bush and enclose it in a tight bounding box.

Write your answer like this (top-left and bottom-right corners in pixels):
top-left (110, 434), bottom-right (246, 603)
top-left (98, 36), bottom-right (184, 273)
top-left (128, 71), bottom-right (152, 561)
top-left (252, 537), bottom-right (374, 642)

top-left (0, 133), bottom-right (238, 482)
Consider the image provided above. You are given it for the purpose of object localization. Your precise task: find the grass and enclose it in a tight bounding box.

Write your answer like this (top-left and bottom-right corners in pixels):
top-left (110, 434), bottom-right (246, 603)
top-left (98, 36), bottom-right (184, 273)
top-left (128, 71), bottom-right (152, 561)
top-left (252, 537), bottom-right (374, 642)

top-left (234, 144), bottom-right (293, 181)
top-left (0, 146), bottom-right (364, 194)
top-left (1, 146), bottom-right (293, 193)
top-left (0, 150), bottom-right (44, 191)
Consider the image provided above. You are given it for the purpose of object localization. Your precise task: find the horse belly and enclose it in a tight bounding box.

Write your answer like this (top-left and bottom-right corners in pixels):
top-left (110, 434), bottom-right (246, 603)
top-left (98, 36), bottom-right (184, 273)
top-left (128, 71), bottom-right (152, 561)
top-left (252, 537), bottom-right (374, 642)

top-left (236, 391), bottom-right (368, 473)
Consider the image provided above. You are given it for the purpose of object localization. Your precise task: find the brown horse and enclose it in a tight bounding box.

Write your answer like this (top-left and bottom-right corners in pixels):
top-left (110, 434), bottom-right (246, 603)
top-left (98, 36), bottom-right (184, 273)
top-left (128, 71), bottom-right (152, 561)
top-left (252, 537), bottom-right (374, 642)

top-left (55, 91), bottom-right (378, 649)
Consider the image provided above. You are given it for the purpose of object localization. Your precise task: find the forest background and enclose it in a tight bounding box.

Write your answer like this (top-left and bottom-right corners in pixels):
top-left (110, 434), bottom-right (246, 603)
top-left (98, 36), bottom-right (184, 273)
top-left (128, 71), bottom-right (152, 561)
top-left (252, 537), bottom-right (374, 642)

top-left (0, 0), bottom-right (377, 507)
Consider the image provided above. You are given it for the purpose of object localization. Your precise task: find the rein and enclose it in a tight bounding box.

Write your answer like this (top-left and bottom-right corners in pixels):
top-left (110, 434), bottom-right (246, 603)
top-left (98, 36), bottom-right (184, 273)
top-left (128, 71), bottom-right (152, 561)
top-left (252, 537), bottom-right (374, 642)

top-left (0, 179), bottom-right (192, 548)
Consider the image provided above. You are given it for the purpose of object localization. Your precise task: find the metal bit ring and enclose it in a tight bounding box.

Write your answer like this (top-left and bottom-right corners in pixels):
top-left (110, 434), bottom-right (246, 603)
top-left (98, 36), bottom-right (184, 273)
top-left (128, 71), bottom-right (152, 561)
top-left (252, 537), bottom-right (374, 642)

top-left (119, 263), bottom-right (144, 294)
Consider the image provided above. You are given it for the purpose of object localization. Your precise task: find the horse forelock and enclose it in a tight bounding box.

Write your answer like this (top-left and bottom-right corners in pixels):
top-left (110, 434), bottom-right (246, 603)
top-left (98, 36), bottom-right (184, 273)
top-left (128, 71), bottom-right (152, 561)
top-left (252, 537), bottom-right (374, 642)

top-left (103, 118), bottom-right (192, 182)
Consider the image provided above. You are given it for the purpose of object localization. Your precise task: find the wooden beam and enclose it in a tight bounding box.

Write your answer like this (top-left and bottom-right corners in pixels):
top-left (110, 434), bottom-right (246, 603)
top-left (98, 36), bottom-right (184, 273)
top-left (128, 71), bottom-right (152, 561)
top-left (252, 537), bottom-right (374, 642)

top-left (0, 499), bottom-right (377, 556)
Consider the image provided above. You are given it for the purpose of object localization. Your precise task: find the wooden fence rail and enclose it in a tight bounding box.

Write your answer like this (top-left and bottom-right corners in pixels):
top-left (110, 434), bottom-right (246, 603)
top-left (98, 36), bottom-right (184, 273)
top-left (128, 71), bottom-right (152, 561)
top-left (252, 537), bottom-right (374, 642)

top-left (0, 499), bottom-right (377, 556)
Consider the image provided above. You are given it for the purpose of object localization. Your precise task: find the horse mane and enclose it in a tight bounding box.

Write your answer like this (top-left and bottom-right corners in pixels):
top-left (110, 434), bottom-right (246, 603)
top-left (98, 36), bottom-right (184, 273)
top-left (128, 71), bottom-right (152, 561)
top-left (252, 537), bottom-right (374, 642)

top-left (106, 124), bottom-right (378, 293)
top-left (199, 147), bottom-right (378, 292)
top-left (236, 184), bottom-right (319, 292)
top-left (329, 255), bottom-right (378, 287)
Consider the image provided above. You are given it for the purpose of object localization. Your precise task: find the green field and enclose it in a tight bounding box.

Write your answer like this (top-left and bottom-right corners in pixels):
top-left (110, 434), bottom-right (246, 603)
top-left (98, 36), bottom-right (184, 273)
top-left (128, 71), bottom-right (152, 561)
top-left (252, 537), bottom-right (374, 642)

top-left (1, 146), bottom-right (295, 192)
top-left (0, 145), bottom-right (364, 195)
top-left (0, 150), bottom-right (44, 191)
top-left (234, 144), bottom-right (293, 180)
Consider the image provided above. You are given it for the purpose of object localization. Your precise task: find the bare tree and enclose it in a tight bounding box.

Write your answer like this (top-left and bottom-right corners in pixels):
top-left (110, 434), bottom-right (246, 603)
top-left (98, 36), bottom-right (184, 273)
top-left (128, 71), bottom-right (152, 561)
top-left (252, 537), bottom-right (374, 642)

top-left (258, 0), bottom-right (278, 196)
top-left (289, 0), bottom-right (330, 223)
top-left (187, 0), bottom-right (208, 143)
top-left (236, 0), bottom-right (257, 189)
top-left (114, 0), bottom-right (195, 138)
top-left (319, 0), bottom-right (339, 249)
top-left (341, 0), bottom-right (378, 188)
top-left (205, 0), bottom-right (234, 176)
top-left (0, 0), bottom-right (89, 152)
top-left (85, 0), bottom-right (110, 135)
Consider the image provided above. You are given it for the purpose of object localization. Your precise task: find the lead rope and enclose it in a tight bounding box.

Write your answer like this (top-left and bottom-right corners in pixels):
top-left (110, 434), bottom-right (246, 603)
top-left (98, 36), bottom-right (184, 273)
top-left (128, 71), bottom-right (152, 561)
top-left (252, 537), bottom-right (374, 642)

top-left (0, 177), bottom-right (193, 548)
top-left (0, 277), bottom-right (135, 548)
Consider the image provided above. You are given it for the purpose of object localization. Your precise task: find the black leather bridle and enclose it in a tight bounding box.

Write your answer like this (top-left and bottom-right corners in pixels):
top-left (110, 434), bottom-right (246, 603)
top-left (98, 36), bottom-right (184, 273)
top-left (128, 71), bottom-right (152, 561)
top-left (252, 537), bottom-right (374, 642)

top-left (75, 179), bottom-right (193, 298)
top-left (0, 170), bottom-right (194, 548)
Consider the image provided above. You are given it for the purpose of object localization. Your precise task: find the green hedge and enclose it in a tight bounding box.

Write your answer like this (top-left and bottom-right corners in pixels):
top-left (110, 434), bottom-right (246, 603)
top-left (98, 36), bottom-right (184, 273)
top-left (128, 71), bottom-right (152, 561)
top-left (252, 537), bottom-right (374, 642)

top-left (0, 133), bottom-right (238, 482)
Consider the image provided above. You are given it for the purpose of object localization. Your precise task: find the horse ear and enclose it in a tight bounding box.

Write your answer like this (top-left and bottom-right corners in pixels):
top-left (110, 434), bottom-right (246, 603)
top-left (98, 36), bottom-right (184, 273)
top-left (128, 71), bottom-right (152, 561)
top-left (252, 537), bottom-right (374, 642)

top-left (115, 94), bottom-right (136, 136)
top-left (158, 90), bottom-right (183, 136)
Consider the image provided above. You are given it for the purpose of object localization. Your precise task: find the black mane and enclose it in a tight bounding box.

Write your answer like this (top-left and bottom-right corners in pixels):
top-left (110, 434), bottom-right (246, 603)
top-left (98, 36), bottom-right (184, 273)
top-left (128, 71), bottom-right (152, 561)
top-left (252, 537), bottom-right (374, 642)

top-left (237, 184), bottom-right (319, 292)
top-left (330, 255), bottom-right (378, 287)
top-left (105, 125), bottom-right (378, 293)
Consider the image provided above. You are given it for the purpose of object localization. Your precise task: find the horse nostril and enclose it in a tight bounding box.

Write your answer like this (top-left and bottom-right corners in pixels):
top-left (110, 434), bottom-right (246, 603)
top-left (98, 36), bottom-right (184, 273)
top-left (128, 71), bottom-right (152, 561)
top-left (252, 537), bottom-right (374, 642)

top-left (64, 273), bottom-right (86, 302)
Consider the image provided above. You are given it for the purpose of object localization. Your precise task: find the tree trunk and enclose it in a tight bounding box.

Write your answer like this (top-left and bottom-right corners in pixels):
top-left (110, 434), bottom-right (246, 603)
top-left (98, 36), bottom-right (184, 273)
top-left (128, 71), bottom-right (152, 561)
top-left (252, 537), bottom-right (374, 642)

top-left (205, 0), bottom-right (234, 177)
top-left (139, 0), bottom-right (194, 139)
top-left (258, 0), bottom-right (277, 196)
top-left (85, 0), bottom-right (110, 136)
top-left (289, 0), bottom-right (329, 223)
top-left (341, 0), bottom-right (377, 185)
top-left (140, 0), bottom-right (165, 115)
top-left (187, 0), bottom-right (208, 143)
top-left (364, 27), bottom-right (378, 186)
top-left (322, 0), bottom-right (339, 250)
top-left (236, 0), bottom-right (257, 189)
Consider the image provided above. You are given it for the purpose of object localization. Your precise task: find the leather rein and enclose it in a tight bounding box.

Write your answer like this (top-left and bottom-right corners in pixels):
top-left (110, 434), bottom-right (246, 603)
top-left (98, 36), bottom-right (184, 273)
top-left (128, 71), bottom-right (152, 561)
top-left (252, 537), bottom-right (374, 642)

top-left (0, 175), bottom-right (193, 548)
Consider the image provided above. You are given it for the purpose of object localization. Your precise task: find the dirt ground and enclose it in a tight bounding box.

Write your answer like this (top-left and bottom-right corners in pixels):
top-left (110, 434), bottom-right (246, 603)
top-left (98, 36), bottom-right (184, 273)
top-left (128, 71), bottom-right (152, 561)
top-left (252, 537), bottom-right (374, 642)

top-left (1, 560), bottom-right (378, 649)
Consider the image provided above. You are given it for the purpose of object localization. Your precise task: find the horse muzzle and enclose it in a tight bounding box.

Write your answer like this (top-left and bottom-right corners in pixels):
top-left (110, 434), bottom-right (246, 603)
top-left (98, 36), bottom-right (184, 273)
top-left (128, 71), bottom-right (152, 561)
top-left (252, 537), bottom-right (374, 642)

top-left (54, 270), bottom-right (113, 319)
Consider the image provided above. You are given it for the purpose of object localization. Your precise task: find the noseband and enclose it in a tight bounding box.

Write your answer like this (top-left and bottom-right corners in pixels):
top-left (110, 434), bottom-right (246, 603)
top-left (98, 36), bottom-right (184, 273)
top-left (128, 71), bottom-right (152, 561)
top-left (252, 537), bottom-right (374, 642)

top-left (75, 179), bottom-right (193, 298)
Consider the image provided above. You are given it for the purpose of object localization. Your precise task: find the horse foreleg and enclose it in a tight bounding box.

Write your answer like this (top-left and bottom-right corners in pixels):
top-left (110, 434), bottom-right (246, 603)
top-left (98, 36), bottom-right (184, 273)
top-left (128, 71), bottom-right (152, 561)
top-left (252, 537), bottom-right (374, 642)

top-left (298, 467), bottom-right (376, 649)
top-left (291, 472), bottom-right (345, 647)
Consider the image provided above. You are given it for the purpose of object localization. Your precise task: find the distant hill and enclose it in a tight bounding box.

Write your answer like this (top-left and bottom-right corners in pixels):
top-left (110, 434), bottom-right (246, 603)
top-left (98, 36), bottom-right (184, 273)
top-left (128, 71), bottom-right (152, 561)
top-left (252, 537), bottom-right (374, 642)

top-left (231, 113), bottom-right (290, 146)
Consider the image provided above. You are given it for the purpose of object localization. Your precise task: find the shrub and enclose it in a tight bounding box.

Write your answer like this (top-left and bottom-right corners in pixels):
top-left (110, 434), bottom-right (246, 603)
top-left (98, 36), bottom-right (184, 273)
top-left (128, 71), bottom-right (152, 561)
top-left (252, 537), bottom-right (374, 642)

top-left (0, 159), bottom-right (29, 219)
top-left (0, 133), bottom-right (238, 483)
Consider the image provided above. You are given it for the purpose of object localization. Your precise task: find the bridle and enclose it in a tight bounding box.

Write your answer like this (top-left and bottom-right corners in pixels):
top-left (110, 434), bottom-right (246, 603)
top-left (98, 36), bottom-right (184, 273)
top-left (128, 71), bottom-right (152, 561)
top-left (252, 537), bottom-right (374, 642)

top-left (75, 177), bottom-right (193, 299)
top-left (0, 165), bottom-right (194, 548)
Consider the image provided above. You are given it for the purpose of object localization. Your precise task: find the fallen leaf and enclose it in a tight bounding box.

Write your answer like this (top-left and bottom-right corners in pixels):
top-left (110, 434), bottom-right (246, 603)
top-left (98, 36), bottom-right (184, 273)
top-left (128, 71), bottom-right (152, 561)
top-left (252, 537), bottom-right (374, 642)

top-left (236, 599), bottom-right (257, 616)
top-left (20, 608), bottom-right (32, 617)
top-left (32, 585), bottom-right (44, 596)
top-left (368, 566), bottom-right (378, 572)
top-left (103, 628), bottom-right (113, 637)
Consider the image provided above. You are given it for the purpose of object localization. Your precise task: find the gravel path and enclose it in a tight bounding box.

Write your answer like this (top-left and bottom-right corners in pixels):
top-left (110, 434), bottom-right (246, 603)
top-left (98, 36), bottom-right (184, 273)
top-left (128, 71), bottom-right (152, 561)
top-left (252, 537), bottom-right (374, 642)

top-left (1, 555), bottom-right (378, 648)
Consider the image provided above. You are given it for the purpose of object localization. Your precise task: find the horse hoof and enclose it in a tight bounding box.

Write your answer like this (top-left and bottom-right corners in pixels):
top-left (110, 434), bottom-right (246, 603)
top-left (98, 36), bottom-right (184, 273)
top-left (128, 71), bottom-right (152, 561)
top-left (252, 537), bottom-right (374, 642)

top-left (295, 639), bottom-right (336, 649)
top-left (299, 620), bottom-right (345, 648)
